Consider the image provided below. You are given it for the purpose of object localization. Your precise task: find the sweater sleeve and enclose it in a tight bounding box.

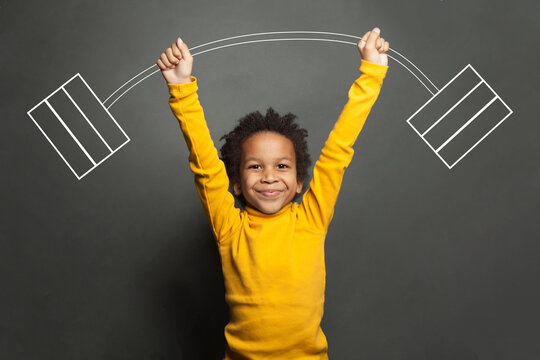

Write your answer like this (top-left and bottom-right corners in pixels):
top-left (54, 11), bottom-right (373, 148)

top-left (168, 76), bottom-right (241, 242)
top-left (298, 60), bottom-right (388, 232)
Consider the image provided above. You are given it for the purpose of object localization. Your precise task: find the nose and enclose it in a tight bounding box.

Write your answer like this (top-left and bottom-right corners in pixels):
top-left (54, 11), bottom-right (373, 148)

top-left (261, 168), bottom-right (277, 183)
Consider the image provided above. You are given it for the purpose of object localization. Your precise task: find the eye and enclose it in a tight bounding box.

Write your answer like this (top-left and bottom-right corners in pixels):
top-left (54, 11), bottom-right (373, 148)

top-left (277, 164), bottom-right (289, 169)
top-left (248, 164), bottom-right (261, 169)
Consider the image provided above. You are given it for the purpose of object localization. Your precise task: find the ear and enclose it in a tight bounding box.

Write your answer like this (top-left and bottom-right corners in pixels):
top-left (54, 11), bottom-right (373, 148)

top-left (296, 180), bottom-right (304, 194)
top-left (232, 180), bottom-right (242, 196)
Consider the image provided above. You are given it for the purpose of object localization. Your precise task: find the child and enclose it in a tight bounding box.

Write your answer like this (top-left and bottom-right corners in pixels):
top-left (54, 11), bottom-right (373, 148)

top-left (157, 27), bottom-right (389, 360)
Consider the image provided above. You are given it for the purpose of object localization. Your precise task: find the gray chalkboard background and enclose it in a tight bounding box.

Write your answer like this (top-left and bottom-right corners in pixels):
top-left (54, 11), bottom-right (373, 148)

top-left (2, 0), bottom-right (539, 359)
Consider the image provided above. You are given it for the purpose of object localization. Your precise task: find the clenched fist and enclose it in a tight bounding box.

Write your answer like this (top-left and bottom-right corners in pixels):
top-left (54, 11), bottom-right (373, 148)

top-left (157, 37), bottom-right (194, 84)
top-left (357, 27), bottom-right (390, 66)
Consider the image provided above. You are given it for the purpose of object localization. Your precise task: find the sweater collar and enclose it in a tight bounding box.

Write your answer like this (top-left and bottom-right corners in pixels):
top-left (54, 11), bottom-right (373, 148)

top-left (245, 202), bottom-right (293, 219)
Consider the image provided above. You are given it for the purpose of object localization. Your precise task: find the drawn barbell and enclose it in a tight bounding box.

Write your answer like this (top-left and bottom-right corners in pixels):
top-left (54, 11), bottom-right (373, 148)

top-left (27, 31), bottom-right (513, 180)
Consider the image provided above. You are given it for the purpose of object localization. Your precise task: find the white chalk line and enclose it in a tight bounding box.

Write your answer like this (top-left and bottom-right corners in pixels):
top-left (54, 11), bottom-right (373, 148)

top-left (103, 31), bottom-right (363, 106)
top-left (103, 64), bottom-right (156, 104)
top-left (185, 30), bottom-right (438, 92)
top-left (406, 63), bottom-right (514, 169)
top-left (386, 46), bottom-right (439, 92)
top-left (103, 31), bottom-right (437, 108)
top-left (106, 68), bottom-right (161, 109)
top-left (106, 38), bottom-right (434, 108)
top-left (385, 54), bottom-right (435, 96)
top-left (44, 99), bottom-right (97, 165)
top-left (435, 96), bottom-right (498, 153)
top-left (421, 81), bottom-right (484, 137)
top-left (62, 86), bottom-right (114, 153)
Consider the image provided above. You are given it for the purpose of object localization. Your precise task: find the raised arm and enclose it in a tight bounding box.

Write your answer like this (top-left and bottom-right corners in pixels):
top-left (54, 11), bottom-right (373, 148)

top-left (298, 28), bottom-right (389, 232)
top-left (158, 38), bottom-right (240, 242)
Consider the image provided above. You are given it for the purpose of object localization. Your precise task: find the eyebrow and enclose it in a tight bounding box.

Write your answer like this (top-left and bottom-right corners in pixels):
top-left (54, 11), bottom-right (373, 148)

top-left (244, 156), bottom-right (293, 162)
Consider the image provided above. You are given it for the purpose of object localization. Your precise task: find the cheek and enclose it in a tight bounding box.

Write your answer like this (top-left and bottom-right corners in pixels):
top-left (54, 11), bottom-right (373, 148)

top-left (287, 173), bottom-right (300, 187)
top-left (242, 173), bottom-right (256, 188)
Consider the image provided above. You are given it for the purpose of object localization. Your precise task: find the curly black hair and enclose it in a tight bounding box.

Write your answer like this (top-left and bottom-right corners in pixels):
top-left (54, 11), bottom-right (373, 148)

top-left (219, 107), bottom-right (312, 194)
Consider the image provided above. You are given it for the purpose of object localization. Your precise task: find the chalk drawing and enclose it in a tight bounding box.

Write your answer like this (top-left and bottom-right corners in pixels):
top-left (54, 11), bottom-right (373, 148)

top-left (27, 31), bottom-right (512, 178)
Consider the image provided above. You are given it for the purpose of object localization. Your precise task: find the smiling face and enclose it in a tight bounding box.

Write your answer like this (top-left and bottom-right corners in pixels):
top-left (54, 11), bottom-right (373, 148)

top-left (232, 131), bottom-right (303, 214)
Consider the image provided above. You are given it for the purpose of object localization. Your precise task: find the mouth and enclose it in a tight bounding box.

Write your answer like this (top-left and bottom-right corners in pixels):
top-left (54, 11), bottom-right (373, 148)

top-left (257, 190), bottom-right (282, 198)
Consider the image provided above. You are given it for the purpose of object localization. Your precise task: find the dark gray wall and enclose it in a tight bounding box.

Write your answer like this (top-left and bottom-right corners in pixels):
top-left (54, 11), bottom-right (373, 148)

top-left (2, 0), bottom-right (539, 359)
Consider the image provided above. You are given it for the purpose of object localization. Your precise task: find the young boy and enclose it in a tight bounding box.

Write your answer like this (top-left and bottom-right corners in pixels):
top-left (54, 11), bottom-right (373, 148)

top-left (157, 27), bottom-right (389, 359)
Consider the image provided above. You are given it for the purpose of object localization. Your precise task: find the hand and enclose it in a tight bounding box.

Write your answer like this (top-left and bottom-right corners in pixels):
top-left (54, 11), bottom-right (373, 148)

top-left (157, 37), bottom-right (193, 84)
top-left (357, 27), bottom-right (390, 66)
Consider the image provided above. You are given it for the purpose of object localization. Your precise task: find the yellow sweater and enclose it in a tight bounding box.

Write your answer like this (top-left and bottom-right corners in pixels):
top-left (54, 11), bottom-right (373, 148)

top-left (168, 59), bottom-right (388, 359)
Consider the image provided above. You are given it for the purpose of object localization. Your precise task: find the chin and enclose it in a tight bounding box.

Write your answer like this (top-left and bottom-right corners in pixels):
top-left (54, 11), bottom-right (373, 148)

top-left (254, 201), bottom-right (283, 214)
top-left (260, 206), bottom-right (280, 214)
